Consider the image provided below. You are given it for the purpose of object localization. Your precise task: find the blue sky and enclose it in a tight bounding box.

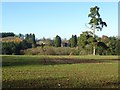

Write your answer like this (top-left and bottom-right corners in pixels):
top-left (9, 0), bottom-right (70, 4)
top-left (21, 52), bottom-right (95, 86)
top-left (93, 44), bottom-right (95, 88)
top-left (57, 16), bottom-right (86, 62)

top-left (2, 2), bottom-right (118, 39)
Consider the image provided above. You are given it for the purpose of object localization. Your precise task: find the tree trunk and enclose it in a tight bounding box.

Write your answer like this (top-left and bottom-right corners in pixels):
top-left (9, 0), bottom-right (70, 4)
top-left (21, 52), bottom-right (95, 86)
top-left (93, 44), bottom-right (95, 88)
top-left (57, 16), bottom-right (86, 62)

top-left (93, 24), bottom-right (96, 55)
top-left (93, 46), bottom-right (96, 55)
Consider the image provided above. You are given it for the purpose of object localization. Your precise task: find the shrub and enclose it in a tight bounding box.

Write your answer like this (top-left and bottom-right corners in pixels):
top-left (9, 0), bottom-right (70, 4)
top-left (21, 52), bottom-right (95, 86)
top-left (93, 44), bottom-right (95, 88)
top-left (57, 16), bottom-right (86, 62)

top-left (23, 46), bottom-right (79, 55)
top-left (2, 42), bottom-right (21, 55)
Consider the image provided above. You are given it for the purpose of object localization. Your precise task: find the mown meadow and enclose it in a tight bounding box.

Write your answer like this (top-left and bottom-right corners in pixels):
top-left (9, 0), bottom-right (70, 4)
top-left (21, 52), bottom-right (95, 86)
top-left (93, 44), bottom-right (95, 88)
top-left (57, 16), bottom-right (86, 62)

top-left (1, 55), bottom-right (119, 88)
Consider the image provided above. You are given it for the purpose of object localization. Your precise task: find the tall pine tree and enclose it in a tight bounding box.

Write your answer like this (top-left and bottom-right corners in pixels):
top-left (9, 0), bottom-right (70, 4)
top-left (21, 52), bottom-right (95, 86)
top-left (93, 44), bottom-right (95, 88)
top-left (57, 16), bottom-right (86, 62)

top-left (88, 6), bottom-right (107, 55)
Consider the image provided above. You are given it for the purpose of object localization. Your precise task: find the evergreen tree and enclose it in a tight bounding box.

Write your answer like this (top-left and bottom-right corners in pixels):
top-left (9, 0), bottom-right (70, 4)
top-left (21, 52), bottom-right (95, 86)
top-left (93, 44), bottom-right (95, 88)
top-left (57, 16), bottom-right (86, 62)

top-left (54, 35), bottom-right (61, 47)
top-left (25, 33), bottom-right (36, 48)
top-left (88, 6), bottom-right (107, 55)
top-left (32, 34), bottom-right (36, 47)
top-left (70, 35), bottom-right (77, 47)
top-left (78, 31), bottom-right (94, 55)
top-left (25, 34), bottom-right (29, 40)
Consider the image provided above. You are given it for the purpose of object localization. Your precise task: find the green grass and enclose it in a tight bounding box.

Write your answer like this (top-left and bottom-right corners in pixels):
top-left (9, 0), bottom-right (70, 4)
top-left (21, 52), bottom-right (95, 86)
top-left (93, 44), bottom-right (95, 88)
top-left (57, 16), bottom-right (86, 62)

top-left (2, 55), bottom-right (119, 88)
top-left (1, 55), bottom-right (119, 60)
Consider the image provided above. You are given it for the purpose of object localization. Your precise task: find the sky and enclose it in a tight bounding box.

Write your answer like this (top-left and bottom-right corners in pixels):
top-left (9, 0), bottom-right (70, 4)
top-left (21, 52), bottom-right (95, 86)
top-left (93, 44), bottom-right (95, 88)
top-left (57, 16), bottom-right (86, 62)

top-left (2, 2), bottom-right (118, 39)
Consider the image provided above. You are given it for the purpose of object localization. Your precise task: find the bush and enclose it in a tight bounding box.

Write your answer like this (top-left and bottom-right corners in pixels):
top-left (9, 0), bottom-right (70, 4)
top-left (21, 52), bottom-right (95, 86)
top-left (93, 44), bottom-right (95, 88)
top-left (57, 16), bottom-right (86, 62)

top-left (23, 46), bottom-right (79, 55)
top-left (44, 46), bottom-right (55, 55)
top-left (2, 42), bottom-right (21, 55)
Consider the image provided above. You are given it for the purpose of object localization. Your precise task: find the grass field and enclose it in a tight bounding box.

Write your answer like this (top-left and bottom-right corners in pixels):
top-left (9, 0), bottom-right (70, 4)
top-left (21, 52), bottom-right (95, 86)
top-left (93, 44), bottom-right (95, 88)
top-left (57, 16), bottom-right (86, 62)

top-left (2, 55), bottom-right (119, 88)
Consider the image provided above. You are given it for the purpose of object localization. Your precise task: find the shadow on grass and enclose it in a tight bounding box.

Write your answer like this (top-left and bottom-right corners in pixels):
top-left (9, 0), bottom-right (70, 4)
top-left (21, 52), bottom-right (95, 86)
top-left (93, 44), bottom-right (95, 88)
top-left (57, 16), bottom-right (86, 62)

top-left (2, 57), bottom-right (114, 67)
top-left (2, 77), bottom-right (67, 88)
top-left (2, 77), bottom-right (119, 88)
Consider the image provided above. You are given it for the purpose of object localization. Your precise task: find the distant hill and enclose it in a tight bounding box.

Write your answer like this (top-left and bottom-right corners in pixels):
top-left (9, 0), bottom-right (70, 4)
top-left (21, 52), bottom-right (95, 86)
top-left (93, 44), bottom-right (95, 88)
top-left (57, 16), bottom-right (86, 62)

top-left (1, 36), bottom-right (23, 43)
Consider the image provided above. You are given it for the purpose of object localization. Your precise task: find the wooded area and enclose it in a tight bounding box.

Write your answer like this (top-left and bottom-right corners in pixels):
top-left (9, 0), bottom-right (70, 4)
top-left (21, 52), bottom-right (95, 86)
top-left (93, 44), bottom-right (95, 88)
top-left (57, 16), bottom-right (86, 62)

top-left (1, 32), bottom-right (119, 55)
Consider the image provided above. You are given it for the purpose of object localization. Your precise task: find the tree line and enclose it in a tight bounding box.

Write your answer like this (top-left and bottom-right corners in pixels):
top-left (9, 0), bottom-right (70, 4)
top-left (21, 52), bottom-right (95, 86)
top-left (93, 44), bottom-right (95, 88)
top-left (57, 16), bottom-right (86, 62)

top-left (1, 33), bottom-right (36, 55)
top-left (1, 32), bottom-right (119, 55)
top-left (0, 32), bottom-right (15, 38)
